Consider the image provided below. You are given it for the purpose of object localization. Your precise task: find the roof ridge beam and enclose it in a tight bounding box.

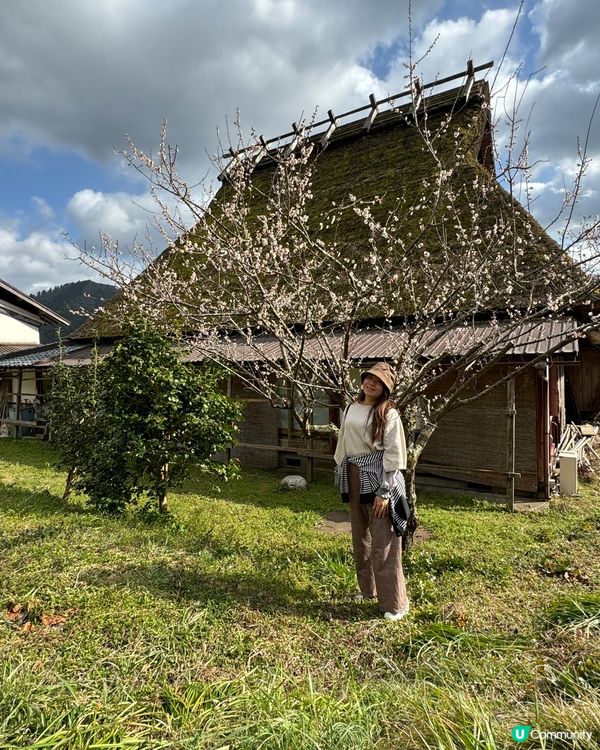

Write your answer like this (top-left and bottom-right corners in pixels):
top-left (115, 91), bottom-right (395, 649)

top-left (220, 60), bottom-right (494, 160)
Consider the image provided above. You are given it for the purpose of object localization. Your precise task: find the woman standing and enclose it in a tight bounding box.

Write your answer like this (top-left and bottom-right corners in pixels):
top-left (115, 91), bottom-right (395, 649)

top-left (334, 362), bottom-right (409, 621)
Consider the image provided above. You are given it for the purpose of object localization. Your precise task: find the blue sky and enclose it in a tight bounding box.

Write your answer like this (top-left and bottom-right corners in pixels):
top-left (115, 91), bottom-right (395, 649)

top-left (0, 0), bottom-right (598, 292)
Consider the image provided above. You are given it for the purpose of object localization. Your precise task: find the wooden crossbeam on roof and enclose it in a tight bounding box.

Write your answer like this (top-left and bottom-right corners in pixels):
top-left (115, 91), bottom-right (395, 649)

top-left (412, 78), bottom-right (423, 112)
top-left (284, 122), bottom-right (303, 157)
top-left (218, 148), bottom-right (239, 181)
top-left (461, 59), bottom-right (476, 100)
top-left (319, 109), bottom-right (338, 147)
top-left (250, 137), bottom-right (269, 167)
top-left (219, 60), bottom-right (494, 162)
top-left (363, 93), bottom-right (379, 132)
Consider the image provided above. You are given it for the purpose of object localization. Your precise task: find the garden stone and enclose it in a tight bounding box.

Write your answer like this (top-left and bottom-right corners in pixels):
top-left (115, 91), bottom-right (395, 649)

top-left (279, 475), bottom-right (308, 491)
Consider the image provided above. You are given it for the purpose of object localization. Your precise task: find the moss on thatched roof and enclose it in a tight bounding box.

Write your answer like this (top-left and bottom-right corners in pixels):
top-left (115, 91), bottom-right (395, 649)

top-left (72, 79), bottom-right (576, 340)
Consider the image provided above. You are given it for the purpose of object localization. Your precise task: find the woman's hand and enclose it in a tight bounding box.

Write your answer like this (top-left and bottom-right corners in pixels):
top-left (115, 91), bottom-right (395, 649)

top-left (373, 495), bottom-right (390, 518)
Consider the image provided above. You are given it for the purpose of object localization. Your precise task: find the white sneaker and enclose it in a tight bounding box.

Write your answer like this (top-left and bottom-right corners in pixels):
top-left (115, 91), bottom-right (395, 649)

top-left (383, 600), bottom-right (410, 621)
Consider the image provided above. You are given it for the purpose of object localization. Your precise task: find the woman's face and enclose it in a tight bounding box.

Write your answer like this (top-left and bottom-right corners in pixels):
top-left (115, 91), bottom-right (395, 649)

top-left (362, 373), bottom-right (385, 400)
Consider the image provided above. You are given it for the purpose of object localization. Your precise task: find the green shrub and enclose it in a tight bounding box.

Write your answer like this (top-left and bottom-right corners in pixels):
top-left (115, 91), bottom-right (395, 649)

top-left (49, 319), bottom-right (242, 513)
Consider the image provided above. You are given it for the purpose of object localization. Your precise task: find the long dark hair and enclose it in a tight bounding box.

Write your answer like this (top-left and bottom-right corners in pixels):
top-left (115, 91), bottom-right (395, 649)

top-left (357, 386), bottom-right (395, 443)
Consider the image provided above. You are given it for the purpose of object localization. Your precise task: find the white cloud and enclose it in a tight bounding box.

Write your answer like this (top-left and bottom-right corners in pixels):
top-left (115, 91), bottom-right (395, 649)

top-left (3, 184), bottom-right (198, 293)
top-left (387, 8), bottom-right (522, 87)
top-left (65, 187), bottom-right (198, 262)
top-left (0, 0), bottom-right (598, 291)
top-left (0, 222), bottom-right (91, 292)
top-left (0, 0), bottom-right (442, 176)
top-left (509, 0), bottom-right (600, 231)
top-left (31, 196), bottom-right (55, 221)
top-left (530, 0), bottom-right (600, 84)
top-left (67, 189), bottom-right (156, 243)
top-left (372, 4), bottom-right (600, 242)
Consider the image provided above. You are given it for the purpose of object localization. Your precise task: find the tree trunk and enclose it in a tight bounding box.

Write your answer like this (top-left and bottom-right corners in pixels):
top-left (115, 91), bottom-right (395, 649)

top-left (63, 467), bottom-right (75, 501)
top-left (158, 463), bottom-right (169, 512)
top-left (402, 424), bottom-right (437, 555)
top-left (402, 459), bottom-right (419, 555)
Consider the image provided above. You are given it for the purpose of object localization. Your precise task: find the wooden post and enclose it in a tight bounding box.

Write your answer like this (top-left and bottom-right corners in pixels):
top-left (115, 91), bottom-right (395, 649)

top-left (506, 377), bottom-right (516, 512)
top-left (226, 375), bottom-right (233, 464)
top-left (363, 93), bottom-right (378, 131)
top-left (306, 455), bottom-right (314, 483)
top-left (461, 59), bottom-right (475, 99)
top-left (16, 371), bottom-right (23, 438)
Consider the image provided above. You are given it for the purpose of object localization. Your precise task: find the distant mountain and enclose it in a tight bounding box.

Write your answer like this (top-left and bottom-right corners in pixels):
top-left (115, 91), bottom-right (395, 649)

top-left (33, 280), bottom-right (118, 344)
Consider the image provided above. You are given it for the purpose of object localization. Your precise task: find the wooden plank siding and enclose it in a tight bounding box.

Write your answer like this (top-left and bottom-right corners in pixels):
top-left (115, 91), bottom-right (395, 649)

top-left (224, 365), bottom-right (553, 497)
top-left (420, 367), bottom-right (540, 494)
top-left (231, 400), bottom-right (280, 468)
top-left (568, 347), bottom-right (600, 416)
top-left (228, 376), bottom-right (279, 468)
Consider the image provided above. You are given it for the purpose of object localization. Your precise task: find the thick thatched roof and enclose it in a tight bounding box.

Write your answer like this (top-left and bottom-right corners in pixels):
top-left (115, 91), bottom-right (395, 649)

top-left (72, 78), bottom-right (575, 340)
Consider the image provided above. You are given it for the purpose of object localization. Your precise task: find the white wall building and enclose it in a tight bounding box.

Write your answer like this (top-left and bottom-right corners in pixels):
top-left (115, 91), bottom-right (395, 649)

top-left (0, 278), bottom-right (69, 437)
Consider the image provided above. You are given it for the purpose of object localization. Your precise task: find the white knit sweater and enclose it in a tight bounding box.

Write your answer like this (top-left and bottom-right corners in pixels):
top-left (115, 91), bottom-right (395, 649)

top-left (333, 402), bottom-right (407, 472)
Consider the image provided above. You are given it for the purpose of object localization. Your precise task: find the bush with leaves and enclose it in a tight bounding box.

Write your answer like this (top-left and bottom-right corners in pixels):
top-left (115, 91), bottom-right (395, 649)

top-left (49, 320), bottom-right (242, 512)
top-left (48, 346), bottom-right (102, 501)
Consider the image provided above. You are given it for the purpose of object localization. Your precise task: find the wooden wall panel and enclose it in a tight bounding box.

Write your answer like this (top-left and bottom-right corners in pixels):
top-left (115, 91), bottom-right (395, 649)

top-left (228, 376), bottom-right (279, 468)
top-left (421, 367), bottom-right (539, 493)
top-left (568, 348), bottom-right (600, 414)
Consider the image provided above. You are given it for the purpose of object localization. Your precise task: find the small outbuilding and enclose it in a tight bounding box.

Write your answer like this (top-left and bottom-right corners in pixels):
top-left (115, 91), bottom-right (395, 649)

top-left (0, 278), bottom-right (68, 437)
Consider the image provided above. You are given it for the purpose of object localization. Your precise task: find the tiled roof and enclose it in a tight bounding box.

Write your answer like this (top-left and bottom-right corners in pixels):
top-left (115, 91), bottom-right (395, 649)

top-left (38, 344), bottom-right (114, 366)
top-left (184, 317), bottom-right (580, 364)
top-left (0, 343), bottom-right (39, 357)
top-left (0, 343), bottom-right (84, 369)
top-left (0, 318), bottom-right (580, 370)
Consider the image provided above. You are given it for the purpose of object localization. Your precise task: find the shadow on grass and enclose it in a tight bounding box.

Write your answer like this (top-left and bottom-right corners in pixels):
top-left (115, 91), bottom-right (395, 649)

top-left (2, 440), bottom-right (504, 517)
top-left (0, 519), bottom-right (73, 551)
top-left (75, 559), bottom-right (375, 623)
top-left (0, 483), bottom-right (94, 519)
top-left (183, 467), bottom-right (512, 517)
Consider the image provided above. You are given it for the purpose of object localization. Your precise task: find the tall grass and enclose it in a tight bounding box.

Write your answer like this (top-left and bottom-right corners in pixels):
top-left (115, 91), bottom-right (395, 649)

top-left (545, 593), bottom-right (600, 634)
top-left (1, 441), bottom-right (599, 748)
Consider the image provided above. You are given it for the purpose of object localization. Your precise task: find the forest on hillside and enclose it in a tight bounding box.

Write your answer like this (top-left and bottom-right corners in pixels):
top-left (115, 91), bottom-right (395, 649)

top-left (33, 280), bottom-right (117, 343)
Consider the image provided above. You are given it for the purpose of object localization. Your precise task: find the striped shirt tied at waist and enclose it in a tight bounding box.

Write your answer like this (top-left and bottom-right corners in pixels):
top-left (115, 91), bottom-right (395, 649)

top-left (335, 451), bottom-right (410, 537)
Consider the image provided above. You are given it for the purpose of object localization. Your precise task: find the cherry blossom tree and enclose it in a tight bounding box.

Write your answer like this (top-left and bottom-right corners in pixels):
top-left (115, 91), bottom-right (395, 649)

top-left (74, 74), bottom-right (600, 551)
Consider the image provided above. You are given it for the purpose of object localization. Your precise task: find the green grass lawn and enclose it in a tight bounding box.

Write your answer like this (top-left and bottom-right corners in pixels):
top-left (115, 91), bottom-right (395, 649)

top-left (0, 440), bottom-right (599, 749)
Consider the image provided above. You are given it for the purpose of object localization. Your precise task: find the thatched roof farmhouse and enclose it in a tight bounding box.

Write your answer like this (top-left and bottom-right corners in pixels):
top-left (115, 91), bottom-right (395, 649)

top-left (2, 63), bottom-right (598, 497)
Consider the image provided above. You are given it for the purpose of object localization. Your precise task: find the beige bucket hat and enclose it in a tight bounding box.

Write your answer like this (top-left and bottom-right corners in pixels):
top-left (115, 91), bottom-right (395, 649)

top-left (360, 362), bottom-right (396, 393)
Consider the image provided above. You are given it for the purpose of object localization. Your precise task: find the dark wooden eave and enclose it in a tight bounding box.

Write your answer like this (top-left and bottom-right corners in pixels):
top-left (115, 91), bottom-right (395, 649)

top-left (0, 278), bottom-right (69, 327)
